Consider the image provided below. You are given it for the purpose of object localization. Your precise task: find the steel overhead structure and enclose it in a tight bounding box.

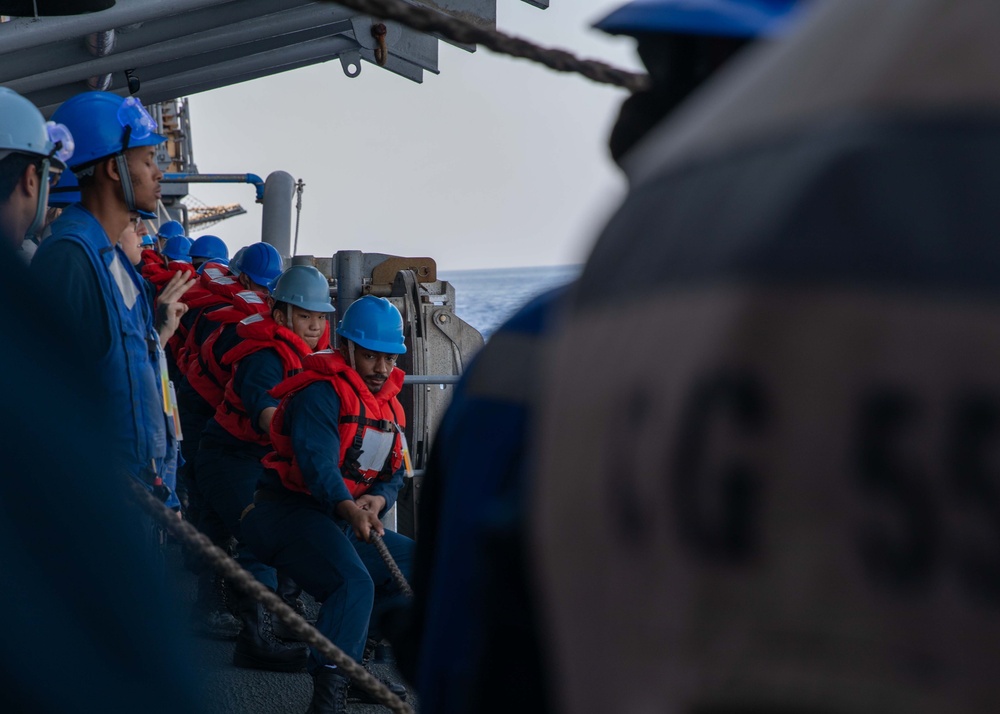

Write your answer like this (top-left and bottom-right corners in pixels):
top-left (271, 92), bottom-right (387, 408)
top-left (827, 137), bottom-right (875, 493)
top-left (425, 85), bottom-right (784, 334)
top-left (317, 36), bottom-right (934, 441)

top-left (0, 0), bottom-right (549, 114)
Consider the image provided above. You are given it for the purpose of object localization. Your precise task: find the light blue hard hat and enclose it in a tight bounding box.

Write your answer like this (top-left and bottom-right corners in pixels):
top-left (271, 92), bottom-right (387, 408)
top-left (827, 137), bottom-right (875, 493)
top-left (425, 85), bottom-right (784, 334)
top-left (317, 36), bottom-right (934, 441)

top-left (189, 234), bottom-right (229, 261)
top-left (156, 220), bottom-right (185, 240)
top-left (237, 243), bottom-right (283, 288)
top-left (48, 170), bottom-right (80, 208)
top-left (51, 92), bottom-right (164, 170)
top-left (162, 234), bottom-right (193, 262)
top-left (270, 265), bottom-right (333, 313)
top-left (336, 295), bottom-right (407, 355)
top-left (140, 233), bottom-right (157, 248)
top-left (0, 87), bottom-right (74, 170)
top-left (594, 0), bottom-right (802, 38)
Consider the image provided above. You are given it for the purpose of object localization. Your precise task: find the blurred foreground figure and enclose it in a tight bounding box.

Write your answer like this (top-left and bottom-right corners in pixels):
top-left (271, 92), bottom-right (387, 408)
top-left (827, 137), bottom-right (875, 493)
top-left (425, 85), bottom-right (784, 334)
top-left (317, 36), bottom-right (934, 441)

top-left (533, 0), bottom-right (1000, 712)
top-left (0, 244), bottom-right (205, 711)
top-left (400, 2), bottom-right (803, 712)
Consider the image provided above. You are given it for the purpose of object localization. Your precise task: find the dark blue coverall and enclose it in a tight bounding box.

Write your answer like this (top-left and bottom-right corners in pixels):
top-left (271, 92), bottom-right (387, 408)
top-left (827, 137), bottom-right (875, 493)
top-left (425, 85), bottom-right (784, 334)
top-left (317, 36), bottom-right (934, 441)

top-left (196, 349), bottom-right (283, 589)
top-left (241, 380), bottom-right (414, 672)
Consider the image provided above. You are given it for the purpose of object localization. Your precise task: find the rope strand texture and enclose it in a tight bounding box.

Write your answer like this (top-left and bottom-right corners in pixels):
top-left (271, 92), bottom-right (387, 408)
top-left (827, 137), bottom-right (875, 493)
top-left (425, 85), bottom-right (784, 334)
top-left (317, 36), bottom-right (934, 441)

top-left (128, 482), bottom-right (414, 714)
top-left (370, 532), bottom-right (414, 597)
top-left (328, 0), bottom-right (650, 92)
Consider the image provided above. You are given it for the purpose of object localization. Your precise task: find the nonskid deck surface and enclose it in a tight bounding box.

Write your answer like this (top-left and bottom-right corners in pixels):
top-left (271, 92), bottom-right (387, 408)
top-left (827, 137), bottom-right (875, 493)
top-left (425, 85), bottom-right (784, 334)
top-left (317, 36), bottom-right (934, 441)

top-left (167, 543), bottom-right (416, 714)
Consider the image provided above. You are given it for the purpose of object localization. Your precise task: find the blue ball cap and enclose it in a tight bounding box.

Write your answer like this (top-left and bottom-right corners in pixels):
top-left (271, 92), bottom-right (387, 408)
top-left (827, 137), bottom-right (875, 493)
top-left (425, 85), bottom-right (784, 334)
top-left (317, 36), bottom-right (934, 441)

top-left (594, 0), bottom-right (802, 39)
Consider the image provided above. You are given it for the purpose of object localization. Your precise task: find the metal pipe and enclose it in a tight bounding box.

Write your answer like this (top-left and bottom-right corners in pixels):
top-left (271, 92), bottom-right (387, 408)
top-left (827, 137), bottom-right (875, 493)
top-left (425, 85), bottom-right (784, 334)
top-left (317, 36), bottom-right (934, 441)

top-left (85, 29), bottom-right (115, 91)
top-left (336, 251), bottom-right (364, 327)
top-left (262, 171), bottom-right (295, 259)
top-left (161, 172), bottom-right (265, 202)
top-left (0, 0), bottom-right (235, 55)
top-left (4, 3), bottom-right (355, 93)
top-left (403, 375), bottom-right (461, 385)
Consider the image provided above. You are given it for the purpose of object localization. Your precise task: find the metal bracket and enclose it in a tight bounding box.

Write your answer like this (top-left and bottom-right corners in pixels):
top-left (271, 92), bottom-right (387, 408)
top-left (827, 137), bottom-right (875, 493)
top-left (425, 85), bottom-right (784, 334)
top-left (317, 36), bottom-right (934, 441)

top-left (339, 50), bottom-right (362, 78)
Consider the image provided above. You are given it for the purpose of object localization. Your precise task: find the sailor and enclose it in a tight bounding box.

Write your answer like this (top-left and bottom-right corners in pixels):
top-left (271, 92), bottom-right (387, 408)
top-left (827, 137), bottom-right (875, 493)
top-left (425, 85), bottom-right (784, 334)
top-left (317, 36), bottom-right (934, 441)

top-left (156, 218), bottom-right (186, 253)
top-left (196, 264), bottom-right (332, 671)
top-left (175, 245), bottom-right (280, 640)
top-left (241, 295), bottom-right (413, 713)
top-left (531, 0), bottom-right (1000, 712)
top-left (398, 2), bottom-right (804, 711)
top-left (31, 90), bottom-right (190, 502)
top-left (0, 87), bottom-right (72, 256)
top-left (189, 233), bottom-right (229, 271)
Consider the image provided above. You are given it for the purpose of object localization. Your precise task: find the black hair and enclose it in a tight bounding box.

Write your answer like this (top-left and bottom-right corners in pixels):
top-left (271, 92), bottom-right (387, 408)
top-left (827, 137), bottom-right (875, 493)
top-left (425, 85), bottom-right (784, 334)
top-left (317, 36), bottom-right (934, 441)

top-left (271, 300), bottom-right (291, 320)
top-left (0, 153), bottom-right (41, 203)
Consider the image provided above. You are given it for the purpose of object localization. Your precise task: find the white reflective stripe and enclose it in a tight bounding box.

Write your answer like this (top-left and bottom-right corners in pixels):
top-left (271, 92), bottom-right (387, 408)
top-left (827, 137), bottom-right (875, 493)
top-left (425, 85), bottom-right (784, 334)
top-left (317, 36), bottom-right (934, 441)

top-left (204, 268), bottom-right (223, 279)
top-left (212, 276), bottom-right (237, 285)
top-left (357, 428), bottom-right (395, 473)
top-left (464, 331), bottom-right (545, 404)
top-left (237, 290), bottom-right (264, 305)
top-left (241, 313), bottom-right (264, 325)
top-left (108, 251), bottom-right (138, 310)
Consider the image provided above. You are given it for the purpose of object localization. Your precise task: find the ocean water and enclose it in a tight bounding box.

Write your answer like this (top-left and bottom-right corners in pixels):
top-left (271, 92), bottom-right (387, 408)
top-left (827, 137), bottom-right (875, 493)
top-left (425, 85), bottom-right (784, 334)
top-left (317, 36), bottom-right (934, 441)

top-left (440, 265), bottom-right (581, 340)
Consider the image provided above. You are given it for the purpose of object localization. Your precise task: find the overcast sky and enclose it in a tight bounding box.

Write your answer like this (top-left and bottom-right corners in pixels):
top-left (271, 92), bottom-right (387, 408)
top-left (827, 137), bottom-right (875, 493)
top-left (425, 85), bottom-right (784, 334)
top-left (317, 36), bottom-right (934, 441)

top-left (184, 0), bottom-right (642, 271)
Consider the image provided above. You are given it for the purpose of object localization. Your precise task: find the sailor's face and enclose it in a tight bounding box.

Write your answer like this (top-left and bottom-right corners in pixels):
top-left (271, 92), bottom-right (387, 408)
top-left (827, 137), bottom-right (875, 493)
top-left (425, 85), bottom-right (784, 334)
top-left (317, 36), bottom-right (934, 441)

top-left (276, 306), bottom-right (326, 349)
top-left (125, 146), bottom-right (163, 213)
top-left (348, 345), bottom-right (398, 393)
top-left (119, 215), bottom-right (144, 267)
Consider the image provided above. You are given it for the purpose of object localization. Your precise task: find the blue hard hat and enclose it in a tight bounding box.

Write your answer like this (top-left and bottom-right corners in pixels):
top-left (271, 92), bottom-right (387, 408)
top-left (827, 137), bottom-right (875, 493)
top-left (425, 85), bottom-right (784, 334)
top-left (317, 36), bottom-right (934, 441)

top-left (140, 231), bottom-right (157, 248)
top-left (0, 87), bottom-right (74, 170)
top-left (270, 265), bottom-right (333, 313)
top-left (51, 92), bottom-right (165, 170)
top-left (162, 234), bottom-right (193, 262)
top-left (48, 170), bottom-right (80, 208)
top-left (237, 243), bottom-right (283, 288)
top-left (156, 220), bottom-right (185, 240)
top-left (229, 246), bottom-right (247, 277)
top-left (336, 295), bottom-right (407, 355)
top-left (594, 0), bottom-right (802, 38)
top-left (189, 234), bottom-right (229, 261)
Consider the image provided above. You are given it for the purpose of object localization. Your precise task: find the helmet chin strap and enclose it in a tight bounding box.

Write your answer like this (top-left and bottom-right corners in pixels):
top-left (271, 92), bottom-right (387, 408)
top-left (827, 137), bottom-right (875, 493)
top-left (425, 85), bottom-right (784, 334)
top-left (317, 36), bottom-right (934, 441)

top-left (115, 153), bottom-right (138, 213)
top-left (347, 341), bottom-right (357, 371)
top-left (26, 158), bottom-right (51, 237)
top-left (116, 125), bottom-right (138, 214)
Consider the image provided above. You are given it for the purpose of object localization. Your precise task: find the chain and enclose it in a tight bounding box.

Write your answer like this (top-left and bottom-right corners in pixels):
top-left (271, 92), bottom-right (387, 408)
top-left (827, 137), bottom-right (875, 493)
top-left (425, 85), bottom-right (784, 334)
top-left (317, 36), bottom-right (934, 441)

top-left (327, 0), bottom-right (650, 92)
top-left (128, 482), bottom-right (414, 714)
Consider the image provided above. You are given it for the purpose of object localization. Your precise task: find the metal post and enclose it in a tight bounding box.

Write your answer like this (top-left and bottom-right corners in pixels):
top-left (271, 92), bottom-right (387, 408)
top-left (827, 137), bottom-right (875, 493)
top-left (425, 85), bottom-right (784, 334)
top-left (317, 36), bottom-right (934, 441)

top-left (336, 250), bottom-right (364, 339)
top-left (262, 170), bottom-right (295, 259)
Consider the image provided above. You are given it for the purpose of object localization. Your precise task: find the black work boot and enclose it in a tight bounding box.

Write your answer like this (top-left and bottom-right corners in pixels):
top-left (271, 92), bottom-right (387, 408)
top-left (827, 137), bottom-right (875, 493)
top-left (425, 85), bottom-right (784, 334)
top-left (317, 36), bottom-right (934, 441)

top-left (232, 601), bottom-right (308, 672)
top-left (272, 575), bottom-right (314, 641)
top-left (306, 667), bottom-right (349, 714)
top-left (192, 573), bottom-right (240, 640)
top-left (349, 675), bottom-right (408, 704)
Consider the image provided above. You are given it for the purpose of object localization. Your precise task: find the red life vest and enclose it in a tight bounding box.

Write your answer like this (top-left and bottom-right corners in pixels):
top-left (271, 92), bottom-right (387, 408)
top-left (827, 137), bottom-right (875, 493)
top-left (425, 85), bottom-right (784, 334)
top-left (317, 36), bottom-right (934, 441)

top-left (263, 350), bottom-right (406, 499)
top-left (141, 259), bottom-right (195, 296)
top-left (213, 314), bottom-right (331, 445)
top-left (175, 271), bottom-right (243, 373)
top-left (138, 249), bottom-right (162, 273)
top-left (185, 290), bottom-right (270, 407)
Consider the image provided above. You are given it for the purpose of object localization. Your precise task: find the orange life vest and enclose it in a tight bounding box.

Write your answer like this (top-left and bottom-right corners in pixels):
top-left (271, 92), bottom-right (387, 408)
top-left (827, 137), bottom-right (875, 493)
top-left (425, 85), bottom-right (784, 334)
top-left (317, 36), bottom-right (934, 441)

top-left (185, 290), bottom-right (270, 407)
top-left (213, 314), bottom-right (330, 445)
top-left (263, 350), bottom-right (406, 499)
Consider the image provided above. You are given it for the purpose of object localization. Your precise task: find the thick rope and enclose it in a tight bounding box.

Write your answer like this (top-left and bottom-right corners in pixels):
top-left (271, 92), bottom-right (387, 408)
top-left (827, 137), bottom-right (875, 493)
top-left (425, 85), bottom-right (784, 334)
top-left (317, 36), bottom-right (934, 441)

top-left (371, 532), bottom-right (414, 597)
top-left (128, 482), bottom-right (414, 714)
top-left (328, 0), bottom-right (650, 93)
